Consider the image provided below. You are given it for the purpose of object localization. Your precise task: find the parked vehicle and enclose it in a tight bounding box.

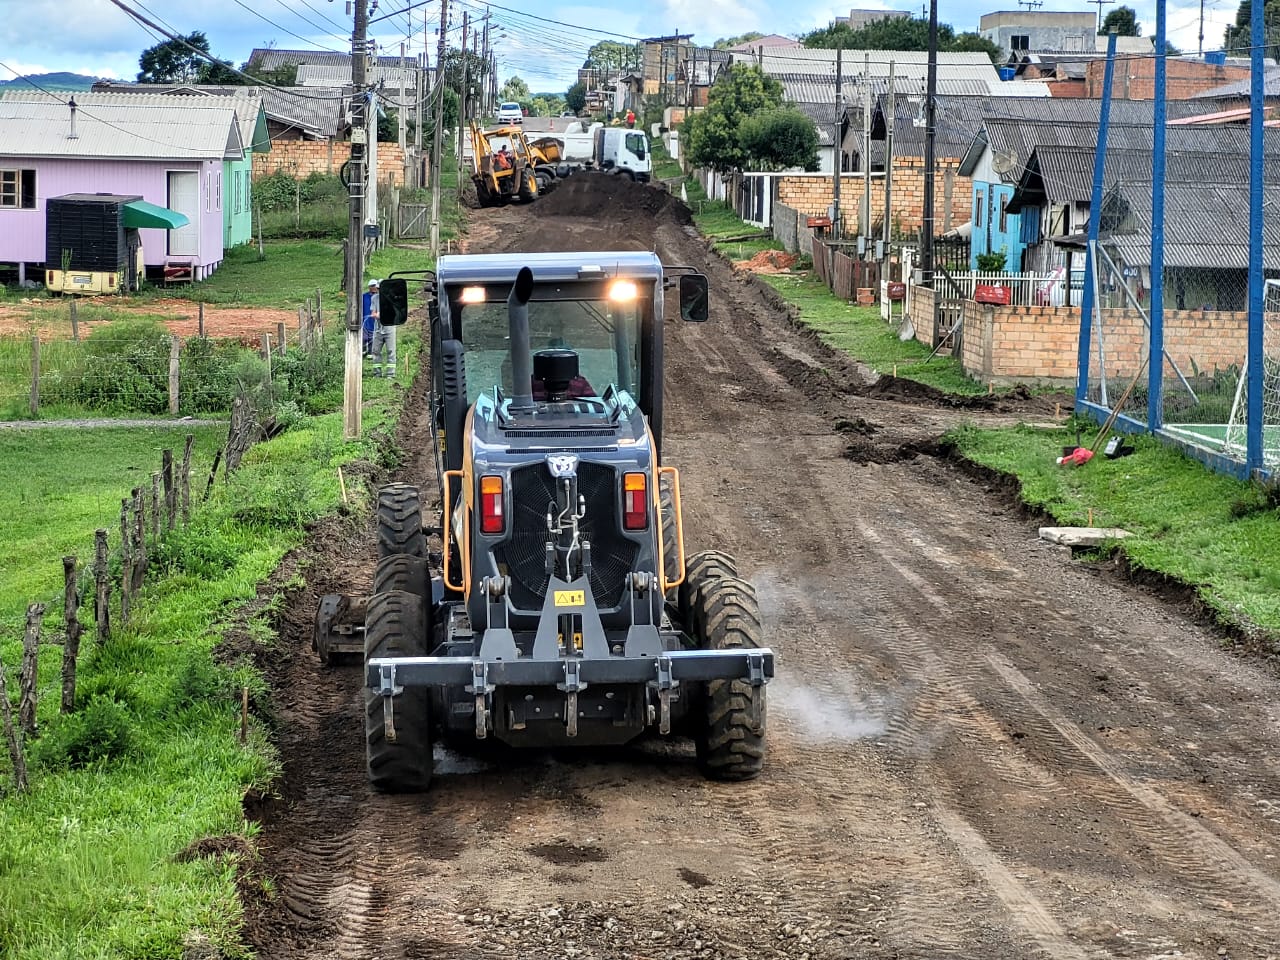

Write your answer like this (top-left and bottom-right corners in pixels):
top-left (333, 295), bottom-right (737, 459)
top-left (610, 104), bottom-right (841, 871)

top-left (496, 101), bottom-right (523, 125)
top-left (594, 126), bottom-right (651, 182)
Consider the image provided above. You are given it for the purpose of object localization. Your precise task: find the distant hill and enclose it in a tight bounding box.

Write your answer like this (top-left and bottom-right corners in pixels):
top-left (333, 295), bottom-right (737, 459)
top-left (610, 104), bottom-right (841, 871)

top-left (0, 72), bottom-right (101, 92)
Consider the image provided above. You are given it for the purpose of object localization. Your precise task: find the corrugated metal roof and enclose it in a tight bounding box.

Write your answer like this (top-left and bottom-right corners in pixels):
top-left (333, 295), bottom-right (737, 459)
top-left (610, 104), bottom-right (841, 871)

top-left (1192, 66), bottom-right (1280, 99)
top-left (297, 63), bottom-right (418, 90)
top-left (0, 96), bottom-right (243, 160)
top-left (248, 48), bottom-right (414, 71)
top-left (91, 81), bottom-right (347, 139)
top-left (780, 74), bottom-right (991, 105)
top-left (1102, 180), bottom-right (1280, 269)
top-left (4, 89), bottom-right (265, 152)
top-left (792, 102), bottom-right (838, 145)
top-left (752, 47), bottom-right (999, 84)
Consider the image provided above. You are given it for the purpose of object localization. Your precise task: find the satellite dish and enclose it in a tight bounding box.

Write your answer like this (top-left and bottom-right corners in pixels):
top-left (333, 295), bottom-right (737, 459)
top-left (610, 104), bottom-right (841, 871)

top-left (992, 150), bottom-right (1018, 175)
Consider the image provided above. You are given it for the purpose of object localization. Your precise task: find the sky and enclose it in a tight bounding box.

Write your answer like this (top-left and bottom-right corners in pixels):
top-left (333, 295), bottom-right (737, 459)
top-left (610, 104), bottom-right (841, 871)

top-left (0, 0), bottom-right (1247, 92)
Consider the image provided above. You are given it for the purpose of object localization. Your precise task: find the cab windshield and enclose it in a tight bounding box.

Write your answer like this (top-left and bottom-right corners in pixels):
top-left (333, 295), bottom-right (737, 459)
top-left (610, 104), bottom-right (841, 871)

top-left (456, 287), bottom-right (646, 405)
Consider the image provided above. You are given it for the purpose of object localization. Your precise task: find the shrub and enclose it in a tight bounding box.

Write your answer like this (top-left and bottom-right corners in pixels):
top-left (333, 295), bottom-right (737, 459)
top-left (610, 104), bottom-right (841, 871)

top-left (976, 251), bottom-right (1007, 272)
top-left (42, 320), bottom-right (172, 413)
top-left (32, 696), bottom-right (136, 769)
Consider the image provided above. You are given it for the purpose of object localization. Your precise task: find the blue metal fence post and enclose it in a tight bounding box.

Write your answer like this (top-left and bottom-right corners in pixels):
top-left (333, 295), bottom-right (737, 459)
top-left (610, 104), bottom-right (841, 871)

top-left (1148, 0), bottom-right (1167, 433)
top-left (1246, 0), bottom-right (1266, 473)
top-left (1075, 32), bottom-right (1118, 407)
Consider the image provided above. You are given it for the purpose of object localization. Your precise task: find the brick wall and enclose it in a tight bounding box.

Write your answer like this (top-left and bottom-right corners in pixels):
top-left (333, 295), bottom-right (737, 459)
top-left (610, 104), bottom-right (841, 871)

top-left (952, 304), bottom-right (1251, 385)
top-left (254, 140), bottom-right (409, 185)
top-left (776, 158), bottom-right (971, 236)
top-left (1085, 57), bottom-right (1251, 100)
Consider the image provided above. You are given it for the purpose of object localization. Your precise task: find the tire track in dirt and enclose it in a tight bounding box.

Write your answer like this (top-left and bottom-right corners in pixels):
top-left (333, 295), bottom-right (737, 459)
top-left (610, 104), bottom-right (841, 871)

top-left (243, 177), bottom-right (1280, 960)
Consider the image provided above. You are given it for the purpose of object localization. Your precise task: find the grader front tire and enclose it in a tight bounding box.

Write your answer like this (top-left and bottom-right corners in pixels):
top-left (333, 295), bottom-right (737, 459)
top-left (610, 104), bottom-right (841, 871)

top-left (693, 576), bottom-right (766, 782)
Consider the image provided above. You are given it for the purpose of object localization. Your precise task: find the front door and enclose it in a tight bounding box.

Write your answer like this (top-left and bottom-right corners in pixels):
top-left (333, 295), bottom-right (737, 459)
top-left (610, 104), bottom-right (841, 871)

top-left (167, 171), bottom-right (199, 257)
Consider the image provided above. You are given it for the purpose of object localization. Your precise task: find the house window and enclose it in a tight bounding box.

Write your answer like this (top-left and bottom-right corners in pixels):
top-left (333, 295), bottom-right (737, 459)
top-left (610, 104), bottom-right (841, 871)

top-left (999, 194), bottom-right (1010, 232)
top-left (0, 168), bottom-right (37, 209)
top-left (1010, 34), bottom-right (1029, 51)
top-left (216, 171), bottom-right (222, 210)
top-left (974, 189), bottom-right (985, 228)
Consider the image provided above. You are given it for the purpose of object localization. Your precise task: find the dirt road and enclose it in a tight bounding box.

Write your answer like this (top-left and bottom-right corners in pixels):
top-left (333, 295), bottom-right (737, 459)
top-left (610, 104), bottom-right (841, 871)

top-left (243, 176), bottom-right (1280, 960)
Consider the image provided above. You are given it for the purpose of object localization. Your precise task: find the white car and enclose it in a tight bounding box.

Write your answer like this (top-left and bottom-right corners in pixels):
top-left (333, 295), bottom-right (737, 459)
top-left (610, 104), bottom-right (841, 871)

top-left (497, 101), bottom-right (523, 125)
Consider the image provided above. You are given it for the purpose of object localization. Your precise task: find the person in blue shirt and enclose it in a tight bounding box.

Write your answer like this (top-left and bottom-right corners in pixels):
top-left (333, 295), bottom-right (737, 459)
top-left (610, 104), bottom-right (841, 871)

top-left (362, 280), bottom-right (378, 358)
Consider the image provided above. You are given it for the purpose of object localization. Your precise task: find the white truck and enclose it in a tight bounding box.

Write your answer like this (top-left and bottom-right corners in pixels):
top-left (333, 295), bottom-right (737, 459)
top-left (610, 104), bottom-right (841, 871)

top-left (532, 122), bottom-right (652, 182)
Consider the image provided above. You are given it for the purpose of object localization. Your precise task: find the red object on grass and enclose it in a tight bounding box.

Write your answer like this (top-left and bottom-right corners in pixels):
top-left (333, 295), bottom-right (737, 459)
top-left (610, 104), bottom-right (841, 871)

top-left (1056, 447), bottom-right (1094, 467)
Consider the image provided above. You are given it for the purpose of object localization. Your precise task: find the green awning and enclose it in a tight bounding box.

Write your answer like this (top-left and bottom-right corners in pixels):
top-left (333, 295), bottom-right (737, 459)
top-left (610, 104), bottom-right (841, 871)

top-left (122, 199), bottom-right (189, 230)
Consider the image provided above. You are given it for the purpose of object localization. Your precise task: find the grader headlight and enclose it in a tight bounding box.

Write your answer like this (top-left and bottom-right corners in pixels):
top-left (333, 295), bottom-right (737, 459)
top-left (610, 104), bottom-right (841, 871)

top-left (607, 279), bottom-right (638, 303)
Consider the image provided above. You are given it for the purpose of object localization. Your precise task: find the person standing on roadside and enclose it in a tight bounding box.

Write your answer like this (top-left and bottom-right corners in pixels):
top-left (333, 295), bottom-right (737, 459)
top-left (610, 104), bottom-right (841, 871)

top-left (368, 279), bottom-right (397, 379)
top-left (625, 108), bottom-right (636, 129)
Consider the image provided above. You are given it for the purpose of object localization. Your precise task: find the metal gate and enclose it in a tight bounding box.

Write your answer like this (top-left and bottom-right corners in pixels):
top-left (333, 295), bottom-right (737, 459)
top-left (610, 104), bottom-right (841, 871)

top-left (398, 203), bottom-right (429, 239)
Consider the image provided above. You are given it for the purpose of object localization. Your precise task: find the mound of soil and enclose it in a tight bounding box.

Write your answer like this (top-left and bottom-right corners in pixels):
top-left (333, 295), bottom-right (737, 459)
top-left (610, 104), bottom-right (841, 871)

top-left (734, 250), bottom-right (798, 275)
top-left (539, 173), bottom-right (693, 227)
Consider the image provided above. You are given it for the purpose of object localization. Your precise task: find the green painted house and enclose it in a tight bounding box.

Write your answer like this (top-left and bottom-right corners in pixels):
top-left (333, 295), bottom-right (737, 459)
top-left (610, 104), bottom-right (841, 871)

top-left (223, 98), bottom-right (270, 247)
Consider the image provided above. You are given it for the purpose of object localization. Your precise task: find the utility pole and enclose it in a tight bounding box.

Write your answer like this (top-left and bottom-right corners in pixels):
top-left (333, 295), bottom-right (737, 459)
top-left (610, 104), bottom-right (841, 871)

top-left (862, 52), bottom-right (871, 240)
top-left (344, 0), bottom-right (369, 441)
top-left (921, 0), bottom-right (937, 289)
top-left (1198, 0), bottom-right (1205, 55)
top-left (458, 10), bottom-right (469, 178)
top-left (481, 16), bottom-right (491, 118)
top-left (430, 0), bottom-right (448, 257)
top-left (883, 60), bottom-right (895, 247)
top-left (415, 44), bottom-right (425, 188)
top-left (832, 46), bottom-right (843, 240)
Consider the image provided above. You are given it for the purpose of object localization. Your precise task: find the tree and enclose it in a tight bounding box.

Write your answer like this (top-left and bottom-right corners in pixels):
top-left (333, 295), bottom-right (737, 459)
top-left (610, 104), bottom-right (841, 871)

top-left (713, 32), bottom-right (765, 50)
top-left (530, 93), bottom-right (567, 117)
top-left (803, 16), bottom-right (1003, 64)
top-left (739, 108), bottom-right (819, 171)
top-left (682, 63), bottom-right (784, 172)
top-left (440, 49), bottom-right (489, 101)
top-left (1100, 6), bottom-right (1141, 36)
top-left (582, 41), bottom-right (641, 74)
top-left (565, 81), bottom-right (587, 114)
top-left (499, 75), bottom-right (531, 104)
top-left (1224, 0), bottom-right (1280, 61)
top-left (138, 31), bottom-right (244, 84)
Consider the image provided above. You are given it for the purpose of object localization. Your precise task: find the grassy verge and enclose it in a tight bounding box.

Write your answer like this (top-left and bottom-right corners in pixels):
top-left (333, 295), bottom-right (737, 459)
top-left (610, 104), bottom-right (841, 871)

top-left (950, 422), bottom-right (1280, 636)
top-left (657, 153), bottom-right (979, 394)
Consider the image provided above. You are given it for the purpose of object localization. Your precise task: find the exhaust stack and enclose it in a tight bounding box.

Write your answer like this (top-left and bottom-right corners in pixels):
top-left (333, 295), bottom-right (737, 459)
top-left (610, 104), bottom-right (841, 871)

top-left (68, 97), bottom-right (78, 140)
top-left (508, 266), bottom-right (536, 411)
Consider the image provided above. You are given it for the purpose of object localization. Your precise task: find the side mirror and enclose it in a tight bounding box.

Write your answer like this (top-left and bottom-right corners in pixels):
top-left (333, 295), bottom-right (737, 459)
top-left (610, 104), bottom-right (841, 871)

top-left (678, 274), bottom-right (709, 322)
top-left (379, 277), bottom-right (409, 326)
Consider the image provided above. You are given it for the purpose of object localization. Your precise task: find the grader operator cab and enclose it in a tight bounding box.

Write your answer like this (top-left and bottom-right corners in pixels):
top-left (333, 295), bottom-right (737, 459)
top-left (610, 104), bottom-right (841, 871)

top-left (317, 252), bottom-right (772, 791)
top-left (470, 122), bottom-right (558, 206)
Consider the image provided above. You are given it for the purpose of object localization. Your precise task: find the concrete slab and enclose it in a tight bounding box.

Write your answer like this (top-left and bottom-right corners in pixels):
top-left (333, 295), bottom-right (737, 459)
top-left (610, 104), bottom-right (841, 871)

top-left (1039, 526), bottom-right (1133, 548)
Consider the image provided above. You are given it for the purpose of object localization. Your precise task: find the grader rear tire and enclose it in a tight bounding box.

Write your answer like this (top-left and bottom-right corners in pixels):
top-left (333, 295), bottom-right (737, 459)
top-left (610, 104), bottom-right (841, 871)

top-left (377, 483), bottom-right (426, 561)
top-left (373, 554), bottom-right (430, 606)
top-left (365, 590), bottom-right (432, 791)
top-left (693, 576), bottom-right (766, 782)
top-left (659, 475), bottom-right (681, 602)
top-left (678, 550), bottom-right (739, 634)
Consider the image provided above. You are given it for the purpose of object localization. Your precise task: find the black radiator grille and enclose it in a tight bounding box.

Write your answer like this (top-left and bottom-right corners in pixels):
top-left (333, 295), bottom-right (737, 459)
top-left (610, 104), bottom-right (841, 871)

top-left (496, 462), bottom-right (638, 611)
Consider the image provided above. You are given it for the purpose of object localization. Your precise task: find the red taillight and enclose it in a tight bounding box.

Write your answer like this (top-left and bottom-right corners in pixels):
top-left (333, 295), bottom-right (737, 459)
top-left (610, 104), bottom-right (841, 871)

top-left (480, 475), bottom-right (505, 534)
top-left (623, 472), bottom-right (648, 531)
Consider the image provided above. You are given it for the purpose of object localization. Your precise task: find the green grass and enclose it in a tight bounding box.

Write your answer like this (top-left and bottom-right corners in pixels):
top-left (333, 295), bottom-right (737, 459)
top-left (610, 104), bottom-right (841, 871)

top-left (950, 422), bottom-right (1280, 634)
top-left (0, 396), bottom-right (407, 959)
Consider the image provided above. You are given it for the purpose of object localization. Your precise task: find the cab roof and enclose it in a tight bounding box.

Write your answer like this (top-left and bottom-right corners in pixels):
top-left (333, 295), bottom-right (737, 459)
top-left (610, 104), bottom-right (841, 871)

top-left (437, 251), bottom-right (664, 285)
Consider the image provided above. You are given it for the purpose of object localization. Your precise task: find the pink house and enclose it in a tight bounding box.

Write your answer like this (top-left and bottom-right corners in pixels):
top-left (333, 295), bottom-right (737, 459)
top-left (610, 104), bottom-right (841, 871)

top-left (0, 96), bottom-right (244, 284)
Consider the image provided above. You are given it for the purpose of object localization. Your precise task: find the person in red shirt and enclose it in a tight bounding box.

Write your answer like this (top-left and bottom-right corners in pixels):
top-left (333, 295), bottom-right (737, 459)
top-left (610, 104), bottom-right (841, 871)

top-left (625, 109), bottom-right (636, 128)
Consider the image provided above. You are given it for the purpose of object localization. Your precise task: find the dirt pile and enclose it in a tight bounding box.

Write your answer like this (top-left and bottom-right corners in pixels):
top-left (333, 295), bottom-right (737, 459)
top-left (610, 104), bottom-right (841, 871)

top-left (733, 250), bottom-right (798, 275)
top-left (539, 172), bottom-right (693, 227)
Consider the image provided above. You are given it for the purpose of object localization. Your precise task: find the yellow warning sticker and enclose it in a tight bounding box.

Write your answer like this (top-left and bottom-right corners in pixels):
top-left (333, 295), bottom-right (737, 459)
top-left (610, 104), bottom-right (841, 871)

top-left (554, 590), bottom-right (585, 607)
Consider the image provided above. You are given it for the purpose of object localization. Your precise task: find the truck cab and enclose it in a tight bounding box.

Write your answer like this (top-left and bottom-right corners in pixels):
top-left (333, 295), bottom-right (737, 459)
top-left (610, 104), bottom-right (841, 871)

top-left (594, 127), bottom-right (651, 182)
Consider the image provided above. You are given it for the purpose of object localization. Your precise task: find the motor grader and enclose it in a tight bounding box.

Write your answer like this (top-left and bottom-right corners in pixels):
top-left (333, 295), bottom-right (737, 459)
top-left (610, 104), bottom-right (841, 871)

top-left (316, 252), bottom-right (773, 790)
top-left (469, 121), bottom-right (560, 206)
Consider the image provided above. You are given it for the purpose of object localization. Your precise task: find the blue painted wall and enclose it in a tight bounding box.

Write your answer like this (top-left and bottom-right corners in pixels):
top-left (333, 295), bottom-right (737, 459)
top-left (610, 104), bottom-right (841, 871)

top-left (969, 181), bottom-right (1025, 271)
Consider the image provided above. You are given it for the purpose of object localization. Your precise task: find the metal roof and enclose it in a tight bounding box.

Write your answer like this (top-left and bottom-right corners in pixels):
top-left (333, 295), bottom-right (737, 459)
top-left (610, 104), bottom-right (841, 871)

top-left (91, 80), bottom-right (346, 139)
top-left (297, 63), bottom-right (419, 90)
top-left (1101, 180), bottom-right (1280, 270)
top-left (247, 48), bottom-right (417, 71)
top-left (1010, 139), bottom-right (1280, 209)
top-left (1192, 66), bottom-right (1280, 99)
top-left (751, 47), bottom-right (1000, 83)
top-left (0, 96), bottom-right (243, 160)
top-left (5, 89), bottom-right (267, 152)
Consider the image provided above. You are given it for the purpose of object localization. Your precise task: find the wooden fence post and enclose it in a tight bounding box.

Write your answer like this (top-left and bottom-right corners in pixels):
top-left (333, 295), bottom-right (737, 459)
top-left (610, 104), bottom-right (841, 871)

top-left (162, 449), bottom-right (175, 532)
top-left (19, 603), bottom-right (44, 736)
top-left (181, 434), bottom-right (193, 525)
top-left (168, 336), bottom-right (181, 416)
top-left (70, 299), bottom-right (79, 342)
top-left (204, 448), bottom-right (223, 501)
top-left (132, 487), bottom-right (145, 591)
top-left (298, 305), bottom-right (308, 351)
top-left (315, 287), bottom-right (322, 329)
top-left (119, 499), bottom-right (132, 625)
top-left (61, 556), bottom-right (82, 714)
top-left (94, 529), bottom-right (110, 643)
top-left (198, 301), bottom-right (206, 338)
top-left (262, 333), bottom-right (272, 381)
top-left (29, 334), bottom-right (39, 416)
top-left (0, 658), bottom-right (28, 792)
top-left (151, 472), bottom-right (161, 545)
top-left (277, 321), bottom-right (288, 355)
